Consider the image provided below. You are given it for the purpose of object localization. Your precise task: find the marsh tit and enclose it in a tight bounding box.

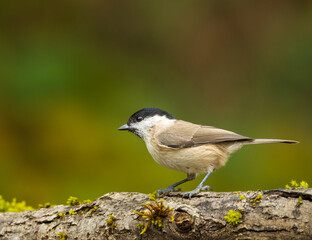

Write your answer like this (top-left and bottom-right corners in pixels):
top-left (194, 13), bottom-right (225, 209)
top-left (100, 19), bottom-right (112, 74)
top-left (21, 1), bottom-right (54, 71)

top-left (118, 107), bottom-right (298, 198)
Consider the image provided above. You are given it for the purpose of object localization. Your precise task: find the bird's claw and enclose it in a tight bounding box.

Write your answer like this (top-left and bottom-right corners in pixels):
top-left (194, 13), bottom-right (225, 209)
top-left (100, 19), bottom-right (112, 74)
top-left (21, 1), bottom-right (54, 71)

top-left (182, 185), bottom-right (212, 199)
top-left (157, 187), bottom-right (178, 196)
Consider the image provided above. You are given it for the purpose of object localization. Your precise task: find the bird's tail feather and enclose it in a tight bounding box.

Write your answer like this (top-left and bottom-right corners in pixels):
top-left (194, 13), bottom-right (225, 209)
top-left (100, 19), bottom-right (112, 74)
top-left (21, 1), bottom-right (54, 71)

top-left (248, 138), bottom-right (299, 145)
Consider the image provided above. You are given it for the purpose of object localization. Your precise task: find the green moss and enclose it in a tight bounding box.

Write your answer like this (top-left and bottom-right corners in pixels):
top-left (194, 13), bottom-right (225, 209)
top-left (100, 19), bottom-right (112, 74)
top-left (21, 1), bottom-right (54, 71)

top-left (38, 202), bottom-right (53, 208)
top-left (286, 180), bottom-right (299, 189)
top-left (134, 193), bottom-right (174, 234)
top-left (300, 181), bottom-right (309, 188)
top-left (286, 180), bottom-right (309, 189)
top-left (290, 180), bottom-right (299, 188)
top-left (66, 196), bottom-right (93, 206)
top-left (0, 195), bottom-right (34, 212)
top-left (137, 223), bottom-right (145, 230)
top-left (149, 191), bottom-right (158, 200)
top-left (224, 210), bottom-right (242, 227)
top-left (0, 194), bottom-right (94, 213)
top-left (66, 196), bottom-right (80, 206)
top-left (57, 232), bottom-right (68, 240)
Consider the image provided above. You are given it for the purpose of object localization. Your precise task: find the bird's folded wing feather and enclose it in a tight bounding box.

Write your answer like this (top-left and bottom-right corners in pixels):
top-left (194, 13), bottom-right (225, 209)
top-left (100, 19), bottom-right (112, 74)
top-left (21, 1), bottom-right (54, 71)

top-left (157, 120), bottom-right (252, 148)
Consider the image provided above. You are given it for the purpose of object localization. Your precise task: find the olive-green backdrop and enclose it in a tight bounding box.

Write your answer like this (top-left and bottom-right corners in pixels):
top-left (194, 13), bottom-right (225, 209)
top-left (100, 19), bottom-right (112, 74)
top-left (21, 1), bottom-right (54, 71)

top-left (0, 1), bottom-right (311, 206)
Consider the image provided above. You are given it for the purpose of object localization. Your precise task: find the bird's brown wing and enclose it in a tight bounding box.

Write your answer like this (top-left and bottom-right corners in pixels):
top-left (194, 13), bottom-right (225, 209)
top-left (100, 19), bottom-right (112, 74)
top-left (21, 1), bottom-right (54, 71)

top-left (157, 120), bottom-right (252, 148)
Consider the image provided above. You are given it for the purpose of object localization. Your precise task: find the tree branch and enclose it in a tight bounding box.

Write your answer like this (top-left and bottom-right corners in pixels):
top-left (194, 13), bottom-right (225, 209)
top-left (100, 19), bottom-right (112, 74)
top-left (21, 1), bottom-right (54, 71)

top-left (0, 188), bottom-right (311, 239)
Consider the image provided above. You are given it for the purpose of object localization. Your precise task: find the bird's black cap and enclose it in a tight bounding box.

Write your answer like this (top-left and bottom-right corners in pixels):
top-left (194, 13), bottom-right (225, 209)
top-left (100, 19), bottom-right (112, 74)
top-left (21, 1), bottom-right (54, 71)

top-left (127, 107), bottom-right (176, 125)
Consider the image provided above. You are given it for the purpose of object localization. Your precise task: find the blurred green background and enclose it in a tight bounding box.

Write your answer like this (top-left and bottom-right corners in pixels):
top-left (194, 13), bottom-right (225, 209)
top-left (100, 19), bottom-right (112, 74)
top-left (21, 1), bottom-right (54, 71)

top-left (0, 1), bottom-right (311, 206)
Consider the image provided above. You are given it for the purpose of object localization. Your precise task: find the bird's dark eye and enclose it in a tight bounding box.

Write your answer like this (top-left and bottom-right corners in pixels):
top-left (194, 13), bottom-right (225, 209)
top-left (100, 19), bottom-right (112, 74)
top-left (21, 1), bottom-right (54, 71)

top-left (137, 116), bottom-right (143, 122)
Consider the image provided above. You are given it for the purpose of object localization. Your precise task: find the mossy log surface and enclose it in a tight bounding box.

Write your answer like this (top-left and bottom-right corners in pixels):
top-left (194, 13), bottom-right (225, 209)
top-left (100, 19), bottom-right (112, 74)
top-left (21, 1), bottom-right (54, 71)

top-left (0, 188), bottom-right (311, 239)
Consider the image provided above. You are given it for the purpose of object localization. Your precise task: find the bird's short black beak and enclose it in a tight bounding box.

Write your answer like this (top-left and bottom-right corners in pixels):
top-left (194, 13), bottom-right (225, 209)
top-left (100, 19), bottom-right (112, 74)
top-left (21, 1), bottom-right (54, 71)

top-left (118, 124), bottom-right (130, 131)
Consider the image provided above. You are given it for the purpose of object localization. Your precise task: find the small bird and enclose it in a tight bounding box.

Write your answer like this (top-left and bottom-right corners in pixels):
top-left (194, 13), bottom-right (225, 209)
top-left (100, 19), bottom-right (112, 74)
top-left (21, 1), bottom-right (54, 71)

top-left (118, 107), bottom-right (298, 198)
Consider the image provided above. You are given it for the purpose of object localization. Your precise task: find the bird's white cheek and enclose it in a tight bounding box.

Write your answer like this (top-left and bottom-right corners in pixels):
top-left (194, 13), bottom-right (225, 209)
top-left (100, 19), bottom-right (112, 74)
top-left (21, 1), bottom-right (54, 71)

top-left (137, 129), bottom-right (151, 141)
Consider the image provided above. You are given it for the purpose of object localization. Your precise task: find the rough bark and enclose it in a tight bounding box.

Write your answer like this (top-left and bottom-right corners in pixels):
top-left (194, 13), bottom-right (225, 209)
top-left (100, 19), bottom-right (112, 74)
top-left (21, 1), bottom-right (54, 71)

top-left (0, 188), bottom-right (311, 240)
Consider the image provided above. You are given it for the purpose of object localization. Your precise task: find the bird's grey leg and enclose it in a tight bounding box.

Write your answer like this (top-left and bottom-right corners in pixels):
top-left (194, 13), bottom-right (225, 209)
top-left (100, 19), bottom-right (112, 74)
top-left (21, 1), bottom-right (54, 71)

top-left (183, 172), bottom-right (212, 199)
top-left (157, 173), bottom-right (196, 196)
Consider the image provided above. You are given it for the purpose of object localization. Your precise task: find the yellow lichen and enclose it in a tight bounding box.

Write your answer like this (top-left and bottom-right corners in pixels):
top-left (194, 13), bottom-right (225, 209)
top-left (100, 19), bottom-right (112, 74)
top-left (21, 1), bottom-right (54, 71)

top-left (239, 194), bottom-right (245, 201)
top-left (89, 206), bottom-right (98, 214)
top-left (59, 212), bottom-right (66, 217)
top-left (255, 193), bottom-right (262, 202)
top-left (134, 193), bottom-right (174, 234)
top-left (250, 193), bottom-right (263, 206)
top-left (224, 210), bottom-right (242, 227)
top-left (297, 196), bottom-right (303, 207)
top-left (57, 232), bottom-right (68, 240)
top-left (107, 214), bottom-right (117, 228)
top-left (68, 210), bottom-right (77, 215)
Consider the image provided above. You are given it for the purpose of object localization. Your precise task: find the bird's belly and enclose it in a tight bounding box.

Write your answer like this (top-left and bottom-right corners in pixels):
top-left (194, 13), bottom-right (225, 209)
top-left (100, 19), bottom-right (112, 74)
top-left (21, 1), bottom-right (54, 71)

top-left (146, 142), bottom-right (229, 174)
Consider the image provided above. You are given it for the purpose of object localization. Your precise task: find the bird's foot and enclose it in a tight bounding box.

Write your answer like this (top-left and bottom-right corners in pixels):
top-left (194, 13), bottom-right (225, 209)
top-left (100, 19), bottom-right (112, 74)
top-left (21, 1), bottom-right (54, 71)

top-left (157, 186), bottom-right (179, 196)
top-left (183, 185), bottom-right (212, 199)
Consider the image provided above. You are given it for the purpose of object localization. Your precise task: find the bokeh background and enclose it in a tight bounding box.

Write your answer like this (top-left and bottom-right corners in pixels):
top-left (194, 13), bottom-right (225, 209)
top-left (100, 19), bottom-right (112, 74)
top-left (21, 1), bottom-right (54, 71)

top-left (0, 1), bottom-right (311, 206)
